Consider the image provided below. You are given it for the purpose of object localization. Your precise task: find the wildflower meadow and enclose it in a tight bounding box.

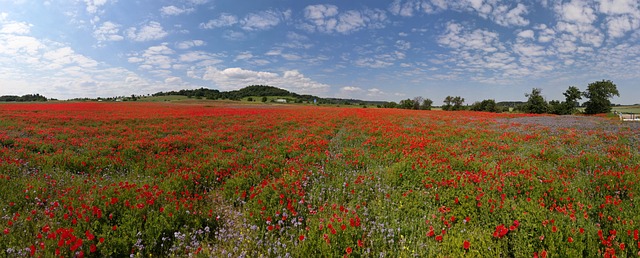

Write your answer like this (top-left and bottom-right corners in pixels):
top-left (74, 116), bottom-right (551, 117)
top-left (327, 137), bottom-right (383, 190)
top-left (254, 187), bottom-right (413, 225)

top-left (1, 102), bottom-right (639, 257)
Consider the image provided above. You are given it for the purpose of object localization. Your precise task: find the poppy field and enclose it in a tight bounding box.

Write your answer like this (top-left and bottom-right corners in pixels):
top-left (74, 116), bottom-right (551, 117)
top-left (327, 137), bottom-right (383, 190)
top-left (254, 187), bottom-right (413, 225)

top-left (1, 102), bottom-right (639, 257)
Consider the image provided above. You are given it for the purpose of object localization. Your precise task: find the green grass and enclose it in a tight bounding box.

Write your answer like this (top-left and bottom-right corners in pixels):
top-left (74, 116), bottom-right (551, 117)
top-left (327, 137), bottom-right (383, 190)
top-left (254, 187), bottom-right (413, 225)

top-left (612, 105), bottom-right (640, 114)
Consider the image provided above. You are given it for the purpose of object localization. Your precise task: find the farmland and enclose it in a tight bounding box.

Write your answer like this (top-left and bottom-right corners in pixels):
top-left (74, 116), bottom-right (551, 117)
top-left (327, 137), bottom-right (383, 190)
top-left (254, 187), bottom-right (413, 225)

top-left (1, 102), bottom-right (640, 257)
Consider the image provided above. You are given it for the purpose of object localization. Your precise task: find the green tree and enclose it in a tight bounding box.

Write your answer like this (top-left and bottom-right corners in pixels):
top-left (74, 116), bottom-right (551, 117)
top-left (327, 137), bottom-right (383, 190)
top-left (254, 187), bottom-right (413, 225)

top-left (562, 86), bottom-right (582, 114)
top-left (442, 96), bottom-right (453, 111)
top-left (523, 88), bottom-right (549, 114)
top-left (470, 99), bottom-right (500, 112)
top-left (451, 96), bottom-right (465, 111)
top-left (421, 98), bottom-right (433, 110)
top-left (412, 96), bottom-right (424, 110)
top-left (564, 86), bottom-right (582, 107)
top-left (383, 102), bottom-right (398, 108)
top-left (399, 99), bottom-right (415, 109)
top-left (261, 96), bottom-right (268, 102)
top-left (583, 80), bottom-right (619, 114)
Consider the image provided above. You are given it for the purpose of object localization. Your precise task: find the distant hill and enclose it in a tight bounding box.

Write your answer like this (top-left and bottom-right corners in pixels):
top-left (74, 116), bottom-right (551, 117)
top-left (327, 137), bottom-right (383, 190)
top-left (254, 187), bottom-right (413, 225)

top-left (152, 85), bottom-right (387, 105)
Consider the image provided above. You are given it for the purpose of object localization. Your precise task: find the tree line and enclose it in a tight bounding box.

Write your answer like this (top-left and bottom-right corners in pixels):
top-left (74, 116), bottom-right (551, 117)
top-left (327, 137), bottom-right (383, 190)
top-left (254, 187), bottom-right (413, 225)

top-left (388, 80), bottom-right (620, 115)
top-left (0, 94), bottom-right (49, 102)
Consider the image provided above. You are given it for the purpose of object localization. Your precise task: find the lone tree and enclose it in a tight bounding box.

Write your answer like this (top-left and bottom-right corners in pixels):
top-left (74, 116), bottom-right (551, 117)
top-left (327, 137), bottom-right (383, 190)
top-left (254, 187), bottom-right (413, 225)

top-left (412, 96), bottom-right (424, 110)
top-left (399, 99), bottom-right (415, 109)
top-left (421, 98), bottom-right (433, 110)
top-left (442, 96), bottom-right (453, 111)
top-left (563, 86), bottom-right (582, 113)
top-left (470, 99), bottom-right (500, 113)
top-left (523, 88), bottom-right (549, 114)
top-left (443, 96), bottom-right (465, 111)
top-left (551, 86), bottom-right (582, 115)
top-left (583, 80), bottom-right (619, 114)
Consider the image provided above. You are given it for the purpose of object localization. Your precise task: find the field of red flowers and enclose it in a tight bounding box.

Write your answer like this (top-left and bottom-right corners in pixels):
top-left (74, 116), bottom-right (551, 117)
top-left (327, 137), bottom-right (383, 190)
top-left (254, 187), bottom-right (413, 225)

top-left (1, 102), bottom-right (639, 257)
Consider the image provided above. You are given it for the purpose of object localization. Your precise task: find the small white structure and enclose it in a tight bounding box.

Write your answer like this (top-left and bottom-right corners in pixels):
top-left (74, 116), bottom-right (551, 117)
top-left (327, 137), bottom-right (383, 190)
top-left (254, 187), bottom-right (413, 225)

top-left (275, 99), bottom-right (287, 103)
top-left (618, 113), bottom-right (640, 121)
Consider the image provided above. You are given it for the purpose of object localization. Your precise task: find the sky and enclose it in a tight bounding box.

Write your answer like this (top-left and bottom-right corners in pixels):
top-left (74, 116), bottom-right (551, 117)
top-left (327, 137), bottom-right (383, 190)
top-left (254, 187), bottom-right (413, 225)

top-left (1, 0), bottom-right (639, 104)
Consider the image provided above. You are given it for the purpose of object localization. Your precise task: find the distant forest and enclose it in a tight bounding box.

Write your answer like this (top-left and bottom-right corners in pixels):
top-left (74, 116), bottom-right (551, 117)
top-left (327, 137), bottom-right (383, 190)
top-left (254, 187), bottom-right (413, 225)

top-left (0, 94), bottom-right (48, 102)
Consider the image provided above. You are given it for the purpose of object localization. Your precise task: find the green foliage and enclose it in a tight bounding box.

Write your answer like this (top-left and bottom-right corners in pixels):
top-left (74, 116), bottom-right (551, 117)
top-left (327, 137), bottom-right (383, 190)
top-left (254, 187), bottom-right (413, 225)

top-left (421, 98), bottom-right (433, 110)
top-left (550, 86), bottom-right (583, 115)
top-left (583, 80), bottom-right (619, 114)
top-left (383, 101), bottom-right (398, 108)
top-left (470, 99), bottom-right (501, 113)
top-left (0, 94), bottom-right (48, 102)
top-left (396, 97), bottom-right (433, 110)
top-left (523, 88), bottom-right (549, 114)
top-left (443, 96), bottom-right (465, 111)
top-left (399, 99), bottom-right (415, 109)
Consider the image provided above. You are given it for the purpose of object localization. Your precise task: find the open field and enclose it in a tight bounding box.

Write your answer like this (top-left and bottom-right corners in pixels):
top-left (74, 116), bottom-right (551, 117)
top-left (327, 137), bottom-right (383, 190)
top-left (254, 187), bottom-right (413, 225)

top-left (613, 105), bottom-right (640, 114)
top-left (1, 102), bottom-right (640, 257)
top-left (138, 95), bottom-right (189, 102)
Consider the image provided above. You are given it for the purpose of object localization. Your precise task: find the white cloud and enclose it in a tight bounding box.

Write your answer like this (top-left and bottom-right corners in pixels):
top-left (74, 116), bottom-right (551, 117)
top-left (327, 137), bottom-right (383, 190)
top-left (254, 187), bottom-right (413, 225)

top-left (605, 15), bottom-right (640, 38)
top-left (533, 24), bottom-right (555, 43)
top-left (496, 3), bottom-right (530, 27)
top-left (464, 1), bottom-right (530, 26)
top-left (367, 88), bottom-right (384, 96)
top-left (517, 29), bottom-right (535, 39)
top-left (84, 0), bottom-right (108, 14)
top-left (354, 58), bottom-right (393, 68)
top-left (304, 4), bottom-right (339, 20)
top-left (0, 21), bottom-right (31, 34)
top-left (595, 0), bottom-right (640, 39)
top-left (279, 32), bottom-right (313, 49)
top-left (200, 13), bottom-right (238, 29)
top-left (128, 43), bottom-right (174, 70)
top-left (513, 42), bottom-right (548, 57)
top-left (202, 67), bottom-right (329, 94)
top-left (164, 76), bottom-right (183, 85)
top-left (389, 0), bottom-right (417, 17)
top-left (438, 22), bottom-right (503, 52)
top-left (303, 4), bottom-right (387, 34)
top-left (395, 40), bottom-right (411, 50)
top-left (223, 30), bottom-right (246, 41)
top-left (42, 47), bottom-right (98, 69)
top-left (340, 86), bottom-right (363, 92)
top-left (0, 34), bottom-right (44, 56)
top-left (93, 21), bottom-right (123, 42)
top-left (160, 6), bottom-right (194, 16)
top-left (556, 0), bottom-right (597, 24)
top-left (388, 0), bottom-right (529, 27)
top-left (187, 0), bottom-right (208, 4)
top-left (0, 40), bottom-right (158, 99)
top-left (264, 48), bottom-right (303, 61)
top-left (597, 0), bottom-right (638, 15)
top-left (125, 21), bottom-right (168, 41)
top-left (234, 51), bottom-right (253, 61)
top-left (241, 9), bottom-right (290, 31)
top-left (339, 86), bottom-right (385, 99)
top-left (388, 0), bottom-right (444, 16)
top-left (178, 51), bottom-right (222, 67)
top-left (175, 40), bottom-right (205, 49)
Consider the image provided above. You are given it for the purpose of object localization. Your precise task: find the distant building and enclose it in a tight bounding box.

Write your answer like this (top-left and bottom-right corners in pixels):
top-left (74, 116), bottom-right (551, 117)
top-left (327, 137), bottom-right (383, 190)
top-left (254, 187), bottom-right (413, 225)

top-left (275, 99), bottom-right (287, 103)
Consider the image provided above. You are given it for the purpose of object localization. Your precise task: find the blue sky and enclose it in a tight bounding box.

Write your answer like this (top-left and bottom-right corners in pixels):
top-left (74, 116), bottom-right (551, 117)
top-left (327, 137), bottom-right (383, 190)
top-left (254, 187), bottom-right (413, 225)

top-left (1, 0), bottom-right (639, 104)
